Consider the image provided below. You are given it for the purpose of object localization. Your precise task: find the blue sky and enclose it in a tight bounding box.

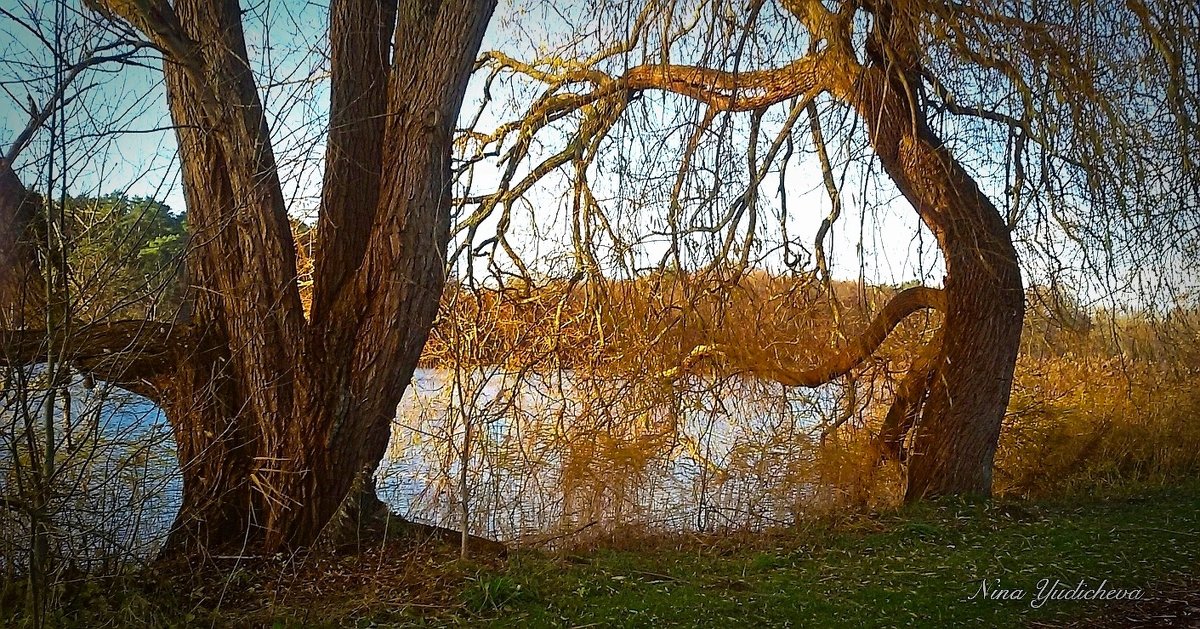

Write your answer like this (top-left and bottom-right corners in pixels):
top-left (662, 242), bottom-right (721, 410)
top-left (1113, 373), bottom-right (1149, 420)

top-left (0, 0), bottom-right (950, 288)
top-left (4, 0), bottom-right (1191, 305)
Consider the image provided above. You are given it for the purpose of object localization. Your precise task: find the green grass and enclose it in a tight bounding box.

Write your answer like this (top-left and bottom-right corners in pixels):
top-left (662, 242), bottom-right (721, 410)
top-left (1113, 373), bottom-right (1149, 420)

top-left (5, 483), bottom-right (1196, 627)
top-left (449, 483), bottom-right (1200, 628)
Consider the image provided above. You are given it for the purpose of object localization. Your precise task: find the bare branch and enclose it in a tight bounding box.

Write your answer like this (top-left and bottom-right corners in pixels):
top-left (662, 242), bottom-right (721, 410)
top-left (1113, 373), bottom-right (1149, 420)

top-left (807, 99), bottom-right (846, 325)
top-left (5, 40), bottom-right (153, 163)
top-left (1, 319), bottom-right (191, 388)
top-left (665, 286), bottom-right (945, 387)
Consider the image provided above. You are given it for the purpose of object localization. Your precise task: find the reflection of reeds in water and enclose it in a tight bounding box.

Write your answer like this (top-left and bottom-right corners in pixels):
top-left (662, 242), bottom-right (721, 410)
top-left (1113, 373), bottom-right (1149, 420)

top-left (378, 367), bottom-right (845, 545)
top-left (4, 276), bottom-right (1197, 563)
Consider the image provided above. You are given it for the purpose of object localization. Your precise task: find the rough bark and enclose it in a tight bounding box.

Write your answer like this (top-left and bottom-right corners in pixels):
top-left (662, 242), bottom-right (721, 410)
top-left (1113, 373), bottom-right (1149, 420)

top-left (311, 0), bottom-right (397, 322)
top-left (845, 14), bottom-right (1025, 499)
top-left (64, 0), bottom-right (499, 556)
top-left (279, 0), bottom-right (497, 551)
top-left (0, 159), bottom-right (44, 330)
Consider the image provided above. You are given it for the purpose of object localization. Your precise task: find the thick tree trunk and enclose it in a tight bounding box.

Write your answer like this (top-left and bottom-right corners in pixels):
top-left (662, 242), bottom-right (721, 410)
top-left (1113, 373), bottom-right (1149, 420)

top-left (510, 0), bottom-right (1023, 502)
top-left (850, 66), bottom-right (1025, 500)
top-left (130, 0), bottom-right (498, 556)
top-left (159, 333), bottom-right (258, 553)
top-left (0, 0), bottom-right (497, 558)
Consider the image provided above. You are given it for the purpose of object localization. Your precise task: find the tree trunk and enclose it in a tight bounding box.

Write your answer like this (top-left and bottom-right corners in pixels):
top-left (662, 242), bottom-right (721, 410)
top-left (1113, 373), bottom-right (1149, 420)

top-left (0, 0), bottom-right (495, 557)
top-left (850, 65), bottom-right (1025, 500)
top-left (0, 159), bottom-right (44, 329)
top-left (123, 0), bottom-right (497, 556)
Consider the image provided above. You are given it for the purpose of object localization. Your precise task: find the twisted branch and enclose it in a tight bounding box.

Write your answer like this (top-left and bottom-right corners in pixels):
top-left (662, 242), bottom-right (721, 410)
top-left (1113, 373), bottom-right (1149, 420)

top-left (663, 286), bottom-right (945, 388)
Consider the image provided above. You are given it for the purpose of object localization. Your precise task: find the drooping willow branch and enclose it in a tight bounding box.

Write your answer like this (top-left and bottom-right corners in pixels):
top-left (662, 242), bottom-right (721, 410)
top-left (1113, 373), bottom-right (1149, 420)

top-left (662, 286), bottom-right (944, 388)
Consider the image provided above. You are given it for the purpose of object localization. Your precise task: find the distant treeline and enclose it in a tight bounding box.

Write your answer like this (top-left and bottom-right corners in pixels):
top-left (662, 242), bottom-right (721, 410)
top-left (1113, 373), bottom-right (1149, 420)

top-left (23, 193), bottom-right (186, 321)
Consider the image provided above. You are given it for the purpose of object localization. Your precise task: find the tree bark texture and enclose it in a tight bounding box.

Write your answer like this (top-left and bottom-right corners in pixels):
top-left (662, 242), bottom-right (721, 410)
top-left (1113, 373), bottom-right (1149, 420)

top-left (846, 7), bottom-right (1025, 499)
top-left (0, 159), bottom-right (44, 330)
top-left (35, 0), bottom-right (501, 555)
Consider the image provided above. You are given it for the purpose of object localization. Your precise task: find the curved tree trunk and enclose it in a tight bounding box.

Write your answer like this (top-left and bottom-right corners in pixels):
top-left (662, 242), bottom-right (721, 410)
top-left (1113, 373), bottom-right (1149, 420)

top-left (850, 66), bottom-right (1025, 500)
top-left (542, 0), bottom-right (1027, 502)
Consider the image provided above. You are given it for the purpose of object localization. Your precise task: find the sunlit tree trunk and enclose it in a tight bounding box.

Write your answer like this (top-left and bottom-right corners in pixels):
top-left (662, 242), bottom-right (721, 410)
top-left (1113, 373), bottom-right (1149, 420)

top-left (637, 1), bottom-right (1026, 500)
top-left (0, 0), bottom-right (501, 556)
top-left (160, 0), bottom-right (494, 555)
top-left (848, 21), bottom-right (1025, 499)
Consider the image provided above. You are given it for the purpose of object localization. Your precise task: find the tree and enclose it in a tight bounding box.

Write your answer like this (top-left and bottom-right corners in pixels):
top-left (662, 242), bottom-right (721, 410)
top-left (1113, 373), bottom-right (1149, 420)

top-left (5, 0), bottom-right (497, 555)
top-left (0, 160), bottom-right (44, 331)
top-left (456, 0), bottom-right (1196, 500)
top-left (55, 194), bottom-right (187, 320)
top-left (3, 0), bottom-right (1194, 559)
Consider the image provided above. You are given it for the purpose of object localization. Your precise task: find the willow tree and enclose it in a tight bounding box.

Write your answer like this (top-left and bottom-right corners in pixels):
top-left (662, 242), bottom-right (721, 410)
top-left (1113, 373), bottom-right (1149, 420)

top-left (0, 161), bottom-right (42, 330)
top-left (2, 0), bottom-right (1193, 557)
top-left (5, 0), bottom-right (496, 554)
top-left (457, 0), bottom-right (1196, 500)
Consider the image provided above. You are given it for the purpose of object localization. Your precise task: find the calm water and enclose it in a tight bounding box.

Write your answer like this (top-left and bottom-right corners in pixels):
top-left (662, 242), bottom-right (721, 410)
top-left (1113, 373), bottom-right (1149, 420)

top-left (1, 368), bottom-right (839, 561)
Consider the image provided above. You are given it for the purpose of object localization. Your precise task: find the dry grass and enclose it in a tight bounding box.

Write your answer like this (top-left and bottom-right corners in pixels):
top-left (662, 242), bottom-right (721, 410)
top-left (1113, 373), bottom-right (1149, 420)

top-left (998, 353), bottom-right (1200, 497)
top-left (384, 270), bottom-right (1200, 540)
top-left (9, 261), bottom-right (1197, 625)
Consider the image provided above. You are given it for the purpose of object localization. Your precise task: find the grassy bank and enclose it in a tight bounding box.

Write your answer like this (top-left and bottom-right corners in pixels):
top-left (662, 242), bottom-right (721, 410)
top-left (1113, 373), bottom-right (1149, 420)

top-left (5, 482), bottom-right (1197, 627)
top-left (449, 483), bottom-right (1199, 628)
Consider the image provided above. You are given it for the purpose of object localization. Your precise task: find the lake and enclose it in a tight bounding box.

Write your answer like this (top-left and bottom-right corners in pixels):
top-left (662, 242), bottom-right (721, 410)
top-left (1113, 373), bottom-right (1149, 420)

top-left (0, 367), bottom-right (841, 562)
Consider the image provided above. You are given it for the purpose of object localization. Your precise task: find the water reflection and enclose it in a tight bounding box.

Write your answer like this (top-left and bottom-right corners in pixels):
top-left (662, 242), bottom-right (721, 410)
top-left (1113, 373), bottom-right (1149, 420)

top-left (1, 368), bottom-right (839, 560)
top-left (382, 368), bottom-right (834, 542)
